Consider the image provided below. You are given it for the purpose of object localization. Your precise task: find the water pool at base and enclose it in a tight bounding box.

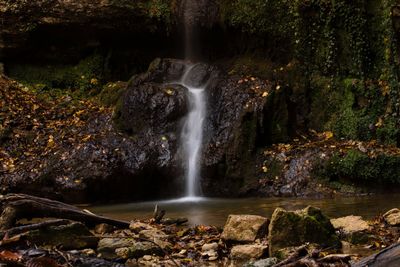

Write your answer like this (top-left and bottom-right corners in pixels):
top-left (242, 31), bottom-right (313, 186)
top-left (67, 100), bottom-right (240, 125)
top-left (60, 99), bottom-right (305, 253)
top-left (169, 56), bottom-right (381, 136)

top-left (91, 194), bottom-right (400, 226)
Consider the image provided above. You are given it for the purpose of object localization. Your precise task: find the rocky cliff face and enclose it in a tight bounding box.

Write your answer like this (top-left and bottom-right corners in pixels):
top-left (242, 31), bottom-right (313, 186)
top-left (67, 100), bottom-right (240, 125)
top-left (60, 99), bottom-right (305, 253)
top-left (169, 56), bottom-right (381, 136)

top-left (0, 0), bottom-right (165, 57)
top-left (115, 58), bottom-right (274, 197)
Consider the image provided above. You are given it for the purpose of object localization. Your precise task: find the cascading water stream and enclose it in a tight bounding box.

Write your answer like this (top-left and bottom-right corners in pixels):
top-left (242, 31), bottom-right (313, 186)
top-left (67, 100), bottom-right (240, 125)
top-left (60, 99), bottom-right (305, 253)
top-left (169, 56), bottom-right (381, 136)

top-left (179, 66), bottom-right (206, 198)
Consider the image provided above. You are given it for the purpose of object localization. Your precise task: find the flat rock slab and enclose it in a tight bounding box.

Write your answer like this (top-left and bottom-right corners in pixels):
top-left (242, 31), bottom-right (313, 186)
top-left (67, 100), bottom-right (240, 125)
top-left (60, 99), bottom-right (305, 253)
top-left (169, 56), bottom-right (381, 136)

top-left (115, 242), bottom-right (163, 259)
top-left (268, 206), bottom-right (340, 257)
top-left (383, 208), bottom-right (400, 226)
top-left (221, 215), bottom-right (269, 243)
top-left (98, 238), bottom-right (136, 259)
top-left (331, 215), bottom-right (370, 233)
top-left (331, 215), bottom-right (372, 244)
top-left (230, 244), bottom-right (268, 260)
top-left (243, 258), bottom-right (278, 267)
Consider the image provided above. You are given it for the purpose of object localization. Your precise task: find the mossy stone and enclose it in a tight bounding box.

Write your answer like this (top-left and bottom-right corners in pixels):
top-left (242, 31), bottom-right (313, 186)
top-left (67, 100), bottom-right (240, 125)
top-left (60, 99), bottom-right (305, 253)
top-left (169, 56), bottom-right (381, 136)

top-left (268, 206), bottom-right (340, 258)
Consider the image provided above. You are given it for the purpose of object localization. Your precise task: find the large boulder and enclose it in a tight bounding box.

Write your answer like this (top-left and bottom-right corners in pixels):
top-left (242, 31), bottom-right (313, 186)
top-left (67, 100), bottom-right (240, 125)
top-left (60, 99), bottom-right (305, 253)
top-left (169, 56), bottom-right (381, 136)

top-left (116, 83), bottom-right (187, 135)
top-left (221, 215), bottom-right (269, 243)
top-left (268, 206), bottom-right (340, 257)
top-left (115, 58), bottom-right (274, 199)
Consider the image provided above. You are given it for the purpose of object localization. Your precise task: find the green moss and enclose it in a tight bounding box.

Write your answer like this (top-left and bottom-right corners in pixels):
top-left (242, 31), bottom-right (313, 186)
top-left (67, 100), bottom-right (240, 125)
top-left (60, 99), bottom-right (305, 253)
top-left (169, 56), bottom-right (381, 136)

top-left (8, 54), bottom-right (105, 96)
top-left (99, 81), bottom-right (127, 107)
top-left (221, 0), bottom-right (400, 145)
top-left (320, 149), bottom-right (400, 185)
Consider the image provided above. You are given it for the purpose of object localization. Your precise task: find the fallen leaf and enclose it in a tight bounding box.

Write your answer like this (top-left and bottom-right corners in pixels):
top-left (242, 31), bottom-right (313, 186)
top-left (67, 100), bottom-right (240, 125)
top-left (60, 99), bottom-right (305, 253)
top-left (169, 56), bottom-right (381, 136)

top-left (0, 250), bottom-right (22, 261)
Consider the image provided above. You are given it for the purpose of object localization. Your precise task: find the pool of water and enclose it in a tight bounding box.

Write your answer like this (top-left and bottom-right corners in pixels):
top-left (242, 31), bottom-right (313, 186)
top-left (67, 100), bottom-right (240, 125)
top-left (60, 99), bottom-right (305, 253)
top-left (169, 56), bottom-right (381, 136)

top-left (90, 194), bottom-right (400, 226)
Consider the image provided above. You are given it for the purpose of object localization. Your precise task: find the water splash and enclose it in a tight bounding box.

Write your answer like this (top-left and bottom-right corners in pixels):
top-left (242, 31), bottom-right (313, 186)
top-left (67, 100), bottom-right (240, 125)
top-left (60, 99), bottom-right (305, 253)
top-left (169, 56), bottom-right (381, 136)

top-left (180, 65), bottom-right (206, 197)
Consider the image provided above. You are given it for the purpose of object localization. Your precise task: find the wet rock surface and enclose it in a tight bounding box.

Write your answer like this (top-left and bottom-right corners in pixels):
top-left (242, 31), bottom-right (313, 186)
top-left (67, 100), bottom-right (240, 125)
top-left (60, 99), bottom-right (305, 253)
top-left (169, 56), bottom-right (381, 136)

top-left (115, 57), bottom-right (274, 199)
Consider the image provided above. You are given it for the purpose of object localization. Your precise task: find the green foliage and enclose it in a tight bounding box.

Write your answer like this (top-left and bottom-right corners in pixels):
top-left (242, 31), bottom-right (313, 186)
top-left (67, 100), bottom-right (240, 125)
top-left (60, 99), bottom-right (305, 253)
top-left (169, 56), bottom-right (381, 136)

top-left (323, 149), bottom-right (400, 184)
top-left (221, 0), bottom-right (400, 145)
top-left (221, 0), bottom-right (292, 36)
top-left (146, 0), bottom-right (171, 22)
top-left (8, 54), bottom-right (105, 96)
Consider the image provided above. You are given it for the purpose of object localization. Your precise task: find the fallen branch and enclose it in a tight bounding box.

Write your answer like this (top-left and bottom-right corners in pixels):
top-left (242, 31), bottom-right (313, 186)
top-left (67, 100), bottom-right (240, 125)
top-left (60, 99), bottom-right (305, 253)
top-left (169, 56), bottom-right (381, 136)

top-left (0, 194), bottom-right (129, 230)
top-left (0, 219), bottom-right (70, 240)
top-left (273, 245), bottom-right (308, 267)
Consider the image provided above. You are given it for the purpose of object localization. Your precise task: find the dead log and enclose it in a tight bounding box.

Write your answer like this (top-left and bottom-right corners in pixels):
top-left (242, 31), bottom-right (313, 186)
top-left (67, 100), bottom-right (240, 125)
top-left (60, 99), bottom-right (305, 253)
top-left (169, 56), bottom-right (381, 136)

top-left (0, 219), bottom-right (70, 239)
top-left (0, 194), bottom-right (129, 230)
top-left (352, 242), bottom-right (400, 267)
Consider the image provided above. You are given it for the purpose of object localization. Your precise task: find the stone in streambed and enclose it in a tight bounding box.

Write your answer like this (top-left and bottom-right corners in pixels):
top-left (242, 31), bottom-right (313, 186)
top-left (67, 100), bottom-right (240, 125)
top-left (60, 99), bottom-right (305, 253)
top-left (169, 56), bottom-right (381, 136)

top-left (243, 258), bottom-right (279, 267)
top-left (221, 215), bottom-right (269, 243)
top-left (201, 242), bottom-right (219, 260)
top-left (230, 244), bottom-right (268, 260)
top-left (97, 238), bottom-right (136, 259)
top-left (331, 215), bottom-right (371, 244)
top-left (383, 208), bottom-right (400, 226)
top-left (268, 206), bottom-right (340, 257)
top-left (129, 221), bottom-right (156, 233)
top-left (115, 242), bottom-right (163, 259)
top-left (139, 229), bottom-right (169, 240)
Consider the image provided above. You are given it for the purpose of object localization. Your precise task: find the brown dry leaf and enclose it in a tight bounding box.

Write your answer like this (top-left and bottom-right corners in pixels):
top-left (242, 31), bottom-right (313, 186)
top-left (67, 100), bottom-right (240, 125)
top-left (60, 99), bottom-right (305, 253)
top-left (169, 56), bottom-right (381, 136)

top-left (0, 250), bottom-right (22, 261)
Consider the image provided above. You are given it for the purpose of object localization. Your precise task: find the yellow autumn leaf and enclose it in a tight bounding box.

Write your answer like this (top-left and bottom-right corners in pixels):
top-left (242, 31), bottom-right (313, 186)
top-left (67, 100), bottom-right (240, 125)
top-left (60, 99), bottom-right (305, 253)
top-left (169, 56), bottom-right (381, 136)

top-left (262, 166), bottom-right (268, 173)
top-left (47, 135), bottom-right (55, 148)
top-left (82, 135), bottom-right (91, 142)
top-left (324, 131), bottom-right (334, 139)
top-left (262, 92), bottom-right (269, 97)
top-left (90, 78), bottom-right (98, 85)
top-left (375, 117), bottom-right (383, 128)
top-left (165, 88), bottom-right (174, 95)
top-left (75, 110), bottom-right (85, 116)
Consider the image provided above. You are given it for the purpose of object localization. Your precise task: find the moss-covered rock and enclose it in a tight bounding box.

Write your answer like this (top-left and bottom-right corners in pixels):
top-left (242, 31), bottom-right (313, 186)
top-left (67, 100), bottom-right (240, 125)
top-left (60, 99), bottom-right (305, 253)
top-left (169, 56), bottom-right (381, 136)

top-left (268, 206), bottom-right (340, 258)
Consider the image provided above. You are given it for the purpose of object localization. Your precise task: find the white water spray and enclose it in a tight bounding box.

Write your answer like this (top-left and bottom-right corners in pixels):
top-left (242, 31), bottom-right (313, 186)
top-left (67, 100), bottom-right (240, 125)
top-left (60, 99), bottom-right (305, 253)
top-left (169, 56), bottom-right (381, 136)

top-left (180, 66), bottom-right (206, 197)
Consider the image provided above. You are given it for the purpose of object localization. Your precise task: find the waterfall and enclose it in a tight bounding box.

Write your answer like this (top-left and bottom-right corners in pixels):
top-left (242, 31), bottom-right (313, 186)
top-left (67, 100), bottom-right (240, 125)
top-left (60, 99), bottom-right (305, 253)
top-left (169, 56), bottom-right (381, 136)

top-left (178, 0), bottom-right (212, 198)
top-left (180, 66), bottom-right (206, 197)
